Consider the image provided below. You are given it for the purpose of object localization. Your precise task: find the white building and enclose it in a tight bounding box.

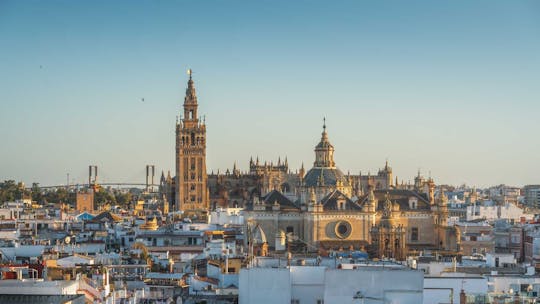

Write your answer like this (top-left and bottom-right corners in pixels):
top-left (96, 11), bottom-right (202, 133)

top-left (424, 274), bottom-right (487, 304)
top-left (208, 208), bottom-right (244, 226)
top-left (467, 201), bottom-right (533, 222)
top-left (239, 263), bottom-right (423, 304)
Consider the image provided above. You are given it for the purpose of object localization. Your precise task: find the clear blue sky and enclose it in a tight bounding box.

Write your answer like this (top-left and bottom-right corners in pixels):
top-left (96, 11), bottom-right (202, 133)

top-left (1, 0), bottom-right (539, 187)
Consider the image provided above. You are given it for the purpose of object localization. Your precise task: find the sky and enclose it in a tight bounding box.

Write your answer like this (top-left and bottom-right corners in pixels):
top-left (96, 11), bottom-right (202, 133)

top-left (0, 0), bottom-right (539, 188)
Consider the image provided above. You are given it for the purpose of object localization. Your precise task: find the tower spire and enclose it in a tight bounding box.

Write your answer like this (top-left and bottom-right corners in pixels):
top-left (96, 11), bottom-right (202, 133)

top-left (314, 118), bottom-right (335, 168)
top-left (183, 69), bottom-right (199, 127)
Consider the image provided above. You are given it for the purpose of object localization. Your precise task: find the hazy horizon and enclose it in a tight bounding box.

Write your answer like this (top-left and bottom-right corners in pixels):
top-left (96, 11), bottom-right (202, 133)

top-left (1, 1), bottom-right (539, 188)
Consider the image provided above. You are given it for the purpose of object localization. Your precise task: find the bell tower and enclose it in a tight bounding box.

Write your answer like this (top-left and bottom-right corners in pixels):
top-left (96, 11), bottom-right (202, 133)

top-left (175, 70), bottom-right (209, 214)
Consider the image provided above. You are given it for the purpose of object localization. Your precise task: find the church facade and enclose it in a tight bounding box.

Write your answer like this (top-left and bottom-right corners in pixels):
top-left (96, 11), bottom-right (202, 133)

top-left (161, 73), bottom-right (460, 259)
top-left (243, 124), bottom-right (459, 258)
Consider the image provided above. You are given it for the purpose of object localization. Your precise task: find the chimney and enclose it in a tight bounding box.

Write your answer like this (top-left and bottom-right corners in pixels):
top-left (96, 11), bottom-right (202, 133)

top-left (460, 289), bottom-right (466, 304)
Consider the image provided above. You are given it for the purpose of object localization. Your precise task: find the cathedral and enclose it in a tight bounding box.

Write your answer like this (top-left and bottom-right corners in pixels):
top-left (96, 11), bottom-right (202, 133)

top-left (161, 73), bottom-right (460, 259)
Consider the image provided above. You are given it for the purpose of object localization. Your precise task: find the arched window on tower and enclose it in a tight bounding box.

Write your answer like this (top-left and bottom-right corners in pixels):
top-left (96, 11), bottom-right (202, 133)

top-left (191, 133), bottom-right (195, 146)
top-left (189, 110), bottom-right (193, 119)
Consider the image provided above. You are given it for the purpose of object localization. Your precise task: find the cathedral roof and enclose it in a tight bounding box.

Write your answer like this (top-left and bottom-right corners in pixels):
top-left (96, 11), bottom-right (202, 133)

top-left (320, 189), bottom-right (362, 211)
top-left (262, 190), bottom-right (300, 210)
top-left (358, 189), bottom-right (431, 211)
top-left (245, 190), bottom-right (300, 211)
top-left (303, 167), bottom-right (349, 187)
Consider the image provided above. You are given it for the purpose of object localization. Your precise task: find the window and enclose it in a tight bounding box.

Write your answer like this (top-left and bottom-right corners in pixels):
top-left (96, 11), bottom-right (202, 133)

top-left (291, 300), bottom-right (299, 304)
top-left (411, 227), bottom-right (418, 241)
top-left (286, 226), bottom-right (294, 234)
top-left (317, 300), bottom-right (324, 304)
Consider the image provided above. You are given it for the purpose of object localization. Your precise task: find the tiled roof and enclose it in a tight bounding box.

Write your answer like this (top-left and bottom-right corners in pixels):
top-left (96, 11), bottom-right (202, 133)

top-left (265, 190), bottom-right (300, 210)
top-left (358, 189), bottom-right (431, 211)
top-left (321, 190), bottom-right (362, 211)
top-left (303, 167), bottom-right (348, 187)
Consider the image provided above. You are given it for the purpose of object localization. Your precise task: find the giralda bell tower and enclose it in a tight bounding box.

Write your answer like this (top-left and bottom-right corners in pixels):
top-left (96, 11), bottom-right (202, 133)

top-left (175, 70), bottom-right (209, 214)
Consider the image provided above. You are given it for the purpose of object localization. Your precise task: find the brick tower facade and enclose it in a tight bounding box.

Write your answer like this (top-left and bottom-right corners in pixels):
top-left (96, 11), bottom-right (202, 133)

top-left (175, 70), bottom-right (209, 213)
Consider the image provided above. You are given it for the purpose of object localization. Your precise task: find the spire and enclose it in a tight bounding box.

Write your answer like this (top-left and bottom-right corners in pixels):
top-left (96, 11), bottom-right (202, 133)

top-left (314, 118), bottom-right (335, 168)
top-left (182, 69), bottom-right (198, 125)
top-left (321, 117), bottom-right (328, 141)
top-left (365, 186), bottom-right (377, 212)
top-left (160, 171), bottom-right (166, 183)
top-left (309, 187), bottom-right (317, 204)
top-left (382, 192), bottom-right (392, 217)
top-left (184, 69), bottom-right (197, 105)
top-left (439, 188), bottom-right (448, 203)
top-left (368, 187), bottom-right (376, 203)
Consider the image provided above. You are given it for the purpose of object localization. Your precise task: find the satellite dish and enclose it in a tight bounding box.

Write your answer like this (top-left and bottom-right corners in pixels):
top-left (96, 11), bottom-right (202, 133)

top-left (65, 236), bottom-right (71, 244)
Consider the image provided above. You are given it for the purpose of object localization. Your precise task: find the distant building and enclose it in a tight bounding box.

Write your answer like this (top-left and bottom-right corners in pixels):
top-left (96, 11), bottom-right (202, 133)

top-left (75, 191), bottom-right (94, 213)
top-left (466, 201), bottom-right (533, 222)
top-left (524, 185), bottom-right (540, 208)
top-left (488, 185), bottom-right (521, 204)
top-left (456, 222), bottom-right (495, 256)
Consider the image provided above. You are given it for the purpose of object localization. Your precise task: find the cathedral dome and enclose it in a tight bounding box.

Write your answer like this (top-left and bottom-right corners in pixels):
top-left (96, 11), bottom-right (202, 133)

top-left (303, 167), bottom-right (348, 187)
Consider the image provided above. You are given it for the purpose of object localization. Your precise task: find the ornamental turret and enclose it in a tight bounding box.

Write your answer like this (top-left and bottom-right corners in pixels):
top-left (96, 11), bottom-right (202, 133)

top-left (313, 118), bottom-right (335, 168)
top-left (364, 187), bottom-right (377, 213)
